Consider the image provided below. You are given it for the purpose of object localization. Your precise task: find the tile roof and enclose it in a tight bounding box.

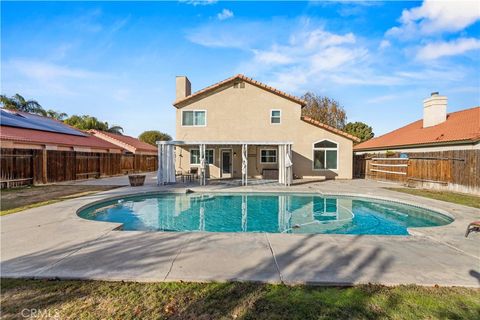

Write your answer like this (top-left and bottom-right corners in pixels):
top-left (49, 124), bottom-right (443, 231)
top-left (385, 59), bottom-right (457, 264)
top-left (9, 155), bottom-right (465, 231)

top-left (89, 130), bottom-right (157, 153)
top-left (0, 125), bottom-right (122, 150)
top-left (354, 106), bottom-right (480, 151)
top-left (301, 116), bottom-right (361, 142)
top-left (173, 74), bottom-right (307, 107)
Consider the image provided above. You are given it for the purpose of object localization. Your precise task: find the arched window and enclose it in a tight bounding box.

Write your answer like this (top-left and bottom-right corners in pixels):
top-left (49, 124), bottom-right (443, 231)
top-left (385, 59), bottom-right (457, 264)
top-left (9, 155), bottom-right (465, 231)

top-left (313, 140), bottom-right (338, 170)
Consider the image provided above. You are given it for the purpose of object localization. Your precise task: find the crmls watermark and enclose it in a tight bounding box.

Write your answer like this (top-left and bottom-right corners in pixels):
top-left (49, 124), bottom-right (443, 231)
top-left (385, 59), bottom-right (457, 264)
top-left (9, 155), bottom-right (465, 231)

top-left (21, 308), bottom-right (60, 319)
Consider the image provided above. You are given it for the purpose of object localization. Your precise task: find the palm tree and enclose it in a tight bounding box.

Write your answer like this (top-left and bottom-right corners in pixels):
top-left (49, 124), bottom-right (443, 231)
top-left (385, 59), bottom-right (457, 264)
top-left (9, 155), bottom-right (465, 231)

top-left (46, 109), bottom-right (68, 121)
top-left (0, 94), bottom-right (47, 116)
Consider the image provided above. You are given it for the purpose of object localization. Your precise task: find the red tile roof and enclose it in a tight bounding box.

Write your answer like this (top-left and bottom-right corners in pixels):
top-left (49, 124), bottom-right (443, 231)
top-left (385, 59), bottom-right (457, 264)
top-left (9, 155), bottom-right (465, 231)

top-left (354, 107), bottom-right (480, 151)
top-left (301, 116), bottom-right (361, 142)
top-left (89, 130), bottom-right (157, 153)
top-left (173, 74), bottom-right (307, 107)
top-left (0, 125), bottom-right (122, 150)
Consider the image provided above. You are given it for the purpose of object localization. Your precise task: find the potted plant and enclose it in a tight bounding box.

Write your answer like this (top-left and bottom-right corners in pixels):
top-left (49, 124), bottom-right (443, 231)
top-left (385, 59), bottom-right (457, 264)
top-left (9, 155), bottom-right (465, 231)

top-left (128, 174), bottom-right (146, 186)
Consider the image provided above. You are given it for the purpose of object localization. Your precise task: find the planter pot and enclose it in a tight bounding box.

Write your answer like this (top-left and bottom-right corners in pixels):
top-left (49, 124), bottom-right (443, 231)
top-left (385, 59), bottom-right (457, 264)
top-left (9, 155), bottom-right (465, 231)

top-left (128, 174), bottom-right (146, 187)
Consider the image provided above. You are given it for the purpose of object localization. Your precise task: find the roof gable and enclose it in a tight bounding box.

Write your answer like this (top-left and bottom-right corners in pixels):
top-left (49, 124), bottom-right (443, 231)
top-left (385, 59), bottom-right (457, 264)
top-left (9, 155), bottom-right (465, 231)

top-left (89, 130), bottom-right (157, 153)
top-left (173, 74), bottom-right (306, 107)
top-left (301, 116), bottom-right (360, 142)
top-left (354, 106), bottom-right (480, 151)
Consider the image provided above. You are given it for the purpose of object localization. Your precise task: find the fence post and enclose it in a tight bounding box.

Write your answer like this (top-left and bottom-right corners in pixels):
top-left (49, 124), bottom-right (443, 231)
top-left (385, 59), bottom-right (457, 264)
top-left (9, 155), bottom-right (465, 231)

top-left (41, 148), bottom-right (48, 184)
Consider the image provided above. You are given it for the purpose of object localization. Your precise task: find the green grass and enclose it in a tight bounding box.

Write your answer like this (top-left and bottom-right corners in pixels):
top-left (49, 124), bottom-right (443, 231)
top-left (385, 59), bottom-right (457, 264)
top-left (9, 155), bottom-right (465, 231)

top-left (385, 188), bottom-right (480, 209)
top-left (1, 279), bottom-right (479, 319)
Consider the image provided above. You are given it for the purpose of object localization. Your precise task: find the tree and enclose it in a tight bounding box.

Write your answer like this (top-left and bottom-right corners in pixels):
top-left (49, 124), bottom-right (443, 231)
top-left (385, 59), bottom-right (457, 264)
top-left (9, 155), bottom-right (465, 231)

top-left (139, 130), bottom-right (172, 146)
top-left (46, 109), bottom-right (68, 121)
top-left (0, 94), bottom-right (47, 116)
top-left (63, 115), bottom-right (122, 134)
top-left (106, 124), bottom-right (124, 135)
top-left (344, 121), bottom-right (374, 143)
top-left (301, 92), bottom-right (347, 129)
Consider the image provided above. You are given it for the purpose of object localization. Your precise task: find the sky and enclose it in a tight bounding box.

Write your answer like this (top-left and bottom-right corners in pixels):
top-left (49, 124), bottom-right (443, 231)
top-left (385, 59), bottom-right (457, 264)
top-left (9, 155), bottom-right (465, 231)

top-left (2, 0), bottom-right (479, 138)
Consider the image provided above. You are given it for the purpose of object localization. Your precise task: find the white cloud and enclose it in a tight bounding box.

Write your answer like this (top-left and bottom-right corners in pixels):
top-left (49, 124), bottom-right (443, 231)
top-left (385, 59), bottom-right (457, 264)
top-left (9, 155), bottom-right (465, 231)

top-left (379, 40), bottom-right (391, 49)
top-left (233, 27), bottom-right (374, 91)
top-left (179, 0), bottom-right (217, 6)
top-left (217, 9), bottom-right (233, 21)
top-left (186, 17), bottom-right (473, 94)
top-left (186, 21), bottom-right (268, 48)
top-left (387, 0), bottom-right (480, 38)
top-left (3, 59), bottom-right (107, 96)
top-left (416, 37), bottom-right (480, 60)
top-left (8, 59), bottom-right (102, 81)
top-left (252, 49), bottom-right (292, 65)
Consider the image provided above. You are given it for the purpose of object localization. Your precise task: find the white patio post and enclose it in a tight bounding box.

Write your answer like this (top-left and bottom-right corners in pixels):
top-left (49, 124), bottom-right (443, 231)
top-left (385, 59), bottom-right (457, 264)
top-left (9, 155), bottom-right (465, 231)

top-left (157, 143), bottom-right (163, 185)
top-left (278, 144), bottom-right (285, 185)
top-left (199, 144), bottom-right (206, 186)
top-left (167, 144), bottom-right (176, 183)
top-left (286, 144), bottom-right (293, 186)
top-left (242, 144), bottom-right (248, 186)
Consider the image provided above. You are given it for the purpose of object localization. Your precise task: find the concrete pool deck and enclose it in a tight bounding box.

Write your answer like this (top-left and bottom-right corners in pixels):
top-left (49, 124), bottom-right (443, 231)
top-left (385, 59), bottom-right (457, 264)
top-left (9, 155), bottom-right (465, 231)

top-left (1, 176), bottom-right (479, 287)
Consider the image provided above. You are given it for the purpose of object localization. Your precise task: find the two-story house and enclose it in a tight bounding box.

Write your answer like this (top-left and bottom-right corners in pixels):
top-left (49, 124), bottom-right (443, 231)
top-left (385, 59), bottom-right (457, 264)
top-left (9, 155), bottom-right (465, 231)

top-left (158, 74), bottom-right (359, 186)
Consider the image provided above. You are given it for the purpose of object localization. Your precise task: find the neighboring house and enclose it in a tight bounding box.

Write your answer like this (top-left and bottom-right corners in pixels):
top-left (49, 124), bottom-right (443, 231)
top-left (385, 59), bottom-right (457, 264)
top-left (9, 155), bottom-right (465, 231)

top-left (89, 130), bottom-right (157, 155)
top-left (354, 94), bottom-right (480, 153)
top-left (0, 109), bottom-right (157, 187)
top-left (0, 109), bottom-right (121, 153)
top-left (160, 74), bottom-right (359, 185)
top-left (353, 94), bottom-right (480, 195)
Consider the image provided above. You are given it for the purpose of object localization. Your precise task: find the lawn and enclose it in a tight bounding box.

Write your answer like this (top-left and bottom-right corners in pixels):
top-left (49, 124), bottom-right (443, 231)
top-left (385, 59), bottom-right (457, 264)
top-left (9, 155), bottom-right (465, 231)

top-left (1, 279), bottom-right (479, 319)
top-left (385, 188), bottom-right (480, 209)
top-left (0, 185), bottom-right (118, 215)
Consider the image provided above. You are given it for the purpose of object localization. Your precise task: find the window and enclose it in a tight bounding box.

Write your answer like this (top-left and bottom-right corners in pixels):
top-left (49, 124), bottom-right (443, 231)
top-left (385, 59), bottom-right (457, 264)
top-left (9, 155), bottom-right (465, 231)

top-left (190, 149), bottom-right (214, 165)
top-left (260, 149), bottom-right (277, 163)
top-left (182, 110), bottom-right (206, 126)
top-left (270, 110), bottom-right (281, 124)
top-left (313, 140), bottom-right (338, 170)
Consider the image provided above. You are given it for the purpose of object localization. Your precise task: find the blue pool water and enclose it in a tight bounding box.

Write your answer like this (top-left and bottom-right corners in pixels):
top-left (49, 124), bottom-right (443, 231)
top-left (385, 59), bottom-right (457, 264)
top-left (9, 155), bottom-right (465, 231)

top-left (78, 193), bottom-right (453, 235)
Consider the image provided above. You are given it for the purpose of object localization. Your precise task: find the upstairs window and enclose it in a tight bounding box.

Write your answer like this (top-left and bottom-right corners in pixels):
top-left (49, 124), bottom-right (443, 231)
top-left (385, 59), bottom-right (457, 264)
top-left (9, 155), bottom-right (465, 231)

top-left (270, 110), bottom-right (281, 124)
top-left (260, 149), bottom-right (277, 163)
top-left (313, 140), bottom-right (338, 170)
top-left (182, 110), bottom-right (206, 126)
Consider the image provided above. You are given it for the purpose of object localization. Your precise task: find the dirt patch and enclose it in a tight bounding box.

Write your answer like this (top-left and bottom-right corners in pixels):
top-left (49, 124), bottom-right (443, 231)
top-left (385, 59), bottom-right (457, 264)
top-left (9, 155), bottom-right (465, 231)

top-left (0, 185), bottom-right (119, 212)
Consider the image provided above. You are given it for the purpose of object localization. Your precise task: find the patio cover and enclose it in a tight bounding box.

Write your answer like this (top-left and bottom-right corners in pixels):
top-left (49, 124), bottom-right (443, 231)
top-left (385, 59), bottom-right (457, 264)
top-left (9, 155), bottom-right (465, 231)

top-left (157, 140), bottom-right (293, 186)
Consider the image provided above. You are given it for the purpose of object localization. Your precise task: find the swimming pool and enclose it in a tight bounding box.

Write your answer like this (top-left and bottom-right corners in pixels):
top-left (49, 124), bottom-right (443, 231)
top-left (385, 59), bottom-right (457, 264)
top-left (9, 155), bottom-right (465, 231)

top-left (78, 193), bottom-right (453, 235)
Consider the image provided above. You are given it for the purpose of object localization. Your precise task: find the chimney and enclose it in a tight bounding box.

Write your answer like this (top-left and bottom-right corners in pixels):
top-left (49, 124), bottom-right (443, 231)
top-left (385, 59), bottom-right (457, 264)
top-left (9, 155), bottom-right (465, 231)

top-left (176, 76), bottom-right (191, 100)
top-left (423, 92), bottom-right (447, 128)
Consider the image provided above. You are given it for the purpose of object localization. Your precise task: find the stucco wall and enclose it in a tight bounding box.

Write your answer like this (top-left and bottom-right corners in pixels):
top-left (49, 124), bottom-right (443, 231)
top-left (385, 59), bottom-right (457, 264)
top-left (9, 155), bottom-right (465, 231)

top-left (175, 81), bottom-right (353, 179)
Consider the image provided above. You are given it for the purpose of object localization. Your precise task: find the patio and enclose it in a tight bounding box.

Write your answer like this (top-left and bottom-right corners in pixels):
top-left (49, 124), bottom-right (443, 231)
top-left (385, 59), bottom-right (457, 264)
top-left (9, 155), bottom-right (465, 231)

top-left (1, 177), bottom-right (479, 287)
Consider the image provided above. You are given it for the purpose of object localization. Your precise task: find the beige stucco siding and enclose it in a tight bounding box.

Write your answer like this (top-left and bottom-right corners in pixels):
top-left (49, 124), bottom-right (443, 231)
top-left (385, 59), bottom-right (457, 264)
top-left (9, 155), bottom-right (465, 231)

top-left (175, 81), bottom-right (353, 179)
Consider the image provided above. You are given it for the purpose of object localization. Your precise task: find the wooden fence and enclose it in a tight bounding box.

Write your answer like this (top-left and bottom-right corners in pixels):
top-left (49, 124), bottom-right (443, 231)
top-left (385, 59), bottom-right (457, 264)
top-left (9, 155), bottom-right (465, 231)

top-left (0, 148), bottom-right (157, 188)
top-left (354, 150), bottom-right (480, 194)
